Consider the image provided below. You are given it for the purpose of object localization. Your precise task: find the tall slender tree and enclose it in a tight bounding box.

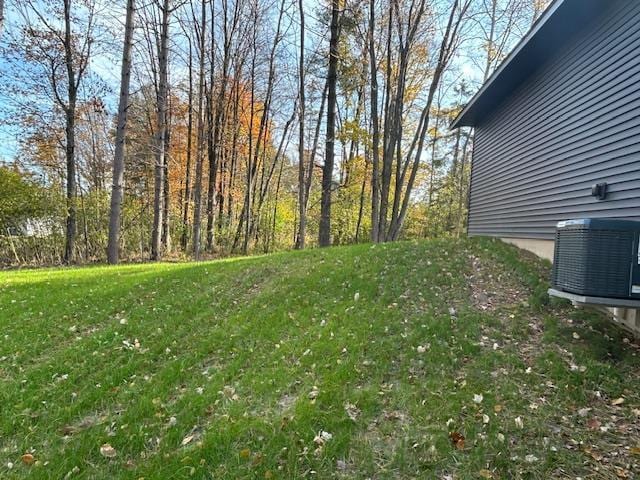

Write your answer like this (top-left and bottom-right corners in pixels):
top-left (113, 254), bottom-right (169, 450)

top-left (319, 0), bottom-right (340, 247)
top-left (151, 0), bottom-right (171, 260)
top-left (368, 0), bottom-right (380, 242)
top-left (296, 0), bottom-right (306, 249)
top-left (191, 0), bottom-right (207, 260)
top-left (108, 0), bottom-right (136, 265)
top-left (180, 31), bottom-right (194, 251)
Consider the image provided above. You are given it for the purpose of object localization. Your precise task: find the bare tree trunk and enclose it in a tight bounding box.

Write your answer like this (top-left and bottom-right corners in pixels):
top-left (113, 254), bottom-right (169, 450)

top-left (319, 0), bottom-right (340, 247)
top-left (180, 36), bottom-right (194, 251)
top-left (162, 113), bottom-right (171, 252)
top-left (303, 80), bottom-right (327, 214)
top-left (151, 0), bottom-right (170, 260)
top-left (0, 0), bottom-right (5, 36)
top-left (457, 130), bottom-right (471, 236)
top-left (377, 5), bottom-right (394, 241)
top-left (192, 0), bottom-right (207, 259)
top-left (107, 0), bottom-right (135, 264)
top-left (296, 0), bottom-right (306, 249)
top-left (242, 11), bottom-right (258, 255)
top-left (207, 0), bottom-right (238, 250)
top-left (205, 18), bottom-right (219, 251)
top-left (355, 147), bottom-right (368, 242)
top-left (368, 0), bottom-right (380, 243)
top-left (63, 0), bottom-right (79, 264)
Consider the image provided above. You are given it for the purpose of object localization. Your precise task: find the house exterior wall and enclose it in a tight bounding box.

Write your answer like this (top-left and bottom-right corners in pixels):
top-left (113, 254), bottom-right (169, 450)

top-left (468, 0), bottom-right (640, 239)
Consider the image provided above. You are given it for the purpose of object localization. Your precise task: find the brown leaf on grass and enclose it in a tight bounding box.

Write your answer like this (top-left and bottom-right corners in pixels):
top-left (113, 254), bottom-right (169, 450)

top-left (239, 448), bottom-right (251, 459)
top-left (21, 453), bottom-right (35, 465)
top-left (344, 402), bottom-right (361, 422)
top-left (630, 446), bottom-right (640, 456)
top-left (479, 469), bottom-right (494, 478)
top-left (586, 418), bottom-right (601, 431)
top-left (583, 446), bottom-right (603, 462)
top-left (611, 397), bottom-right (625, 406)
top-left (449, 431), bottom-right (465, 450)
top-left (99, 443), bottom-right (117, 458)
top-left (615, 466), bottom-right (629, 478)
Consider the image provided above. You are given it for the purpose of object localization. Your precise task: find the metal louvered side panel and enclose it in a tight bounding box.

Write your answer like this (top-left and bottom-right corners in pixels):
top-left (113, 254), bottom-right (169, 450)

top-left (553, 228), bottom-right (633, 297)
top-left (553, 229), bottom-right (589, 292)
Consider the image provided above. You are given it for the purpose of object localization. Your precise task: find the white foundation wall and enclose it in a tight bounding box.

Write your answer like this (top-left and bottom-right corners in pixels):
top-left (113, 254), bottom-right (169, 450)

top-left (500, 237), bottom-right (640, 336)
top-left (501, 238), bottom-right (555, 261)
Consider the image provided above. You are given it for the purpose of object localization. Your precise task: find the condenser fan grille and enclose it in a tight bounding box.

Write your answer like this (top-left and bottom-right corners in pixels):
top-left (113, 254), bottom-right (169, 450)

top-left (552, 228), bottom-right (633, 298)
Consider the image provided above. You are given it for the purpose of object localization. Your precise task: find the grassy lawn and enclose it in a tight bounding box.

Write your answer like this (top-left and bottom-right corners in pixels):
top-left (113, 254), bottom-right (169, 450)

top-left (0, 238), bottom-right (639, 479)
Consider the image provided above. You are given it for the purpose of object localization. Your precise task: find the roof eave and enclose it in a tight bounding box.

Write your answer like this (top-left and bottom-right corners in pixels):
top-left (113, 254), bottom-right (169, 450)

top-left (450, 0), bottom-right (605, 129)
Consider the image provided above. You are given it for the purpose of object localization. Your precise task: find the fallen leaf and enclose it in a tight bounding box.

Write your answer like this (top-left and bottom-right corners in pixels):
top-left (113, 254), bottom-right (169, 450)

top-left (586, 418), bottom-right (601, 431)
top-left (181, 435), bottom-right (194, 446)
top-left (583, 446), bottom-right (603, 462)
top-left (515, 416), bottom-right (524, 429)
top-left (493, 404), bottom-right (502, 413)
top-left (239, 448), bottom-right (251, 459)
top-left (479, 469), bottom-right (493, 478)
top-left (449, 431), bottom-right (465, 450)
top-left (611, 397), bottom-right (625, 406)
top-left (313, 430), bottom-right (333, 445)
top-left (344, 402), bottom-right (360, 422)
top-left (99, 443), bottom-right (117, 458)
top-left (614, 466), bottom-right (629, 478)
top-left (630, 447), bottom-right (640, 456)
top-left (21, 454), bottom-right (35, 465)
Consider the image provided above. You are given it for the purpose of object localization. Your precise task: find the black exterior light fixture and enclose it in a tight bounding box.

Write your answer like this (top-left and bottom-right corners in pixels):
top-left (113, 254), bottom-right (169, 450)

top-left (591, 182), bottom-right (608, 200)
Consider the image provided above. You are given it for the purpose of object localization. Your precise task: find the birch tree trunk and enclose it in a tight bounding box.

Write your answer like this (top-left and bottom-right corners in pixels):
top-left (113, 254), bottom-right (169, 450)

top-left (107, 0), bottom-right (136, 265)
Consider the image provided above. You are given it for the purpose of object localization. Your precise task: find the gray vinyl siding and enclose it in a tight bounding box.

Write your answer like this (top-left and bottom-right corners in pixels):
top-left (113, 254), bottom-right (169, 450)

top-left (468, 0), bottom-right (640, 240)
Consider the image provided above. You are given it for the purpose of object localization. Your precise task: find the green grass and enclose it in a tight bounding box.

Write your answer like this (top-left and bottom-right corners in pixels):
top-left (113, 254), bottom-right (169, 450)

top-left (0, 238), bottom-right (639, 479)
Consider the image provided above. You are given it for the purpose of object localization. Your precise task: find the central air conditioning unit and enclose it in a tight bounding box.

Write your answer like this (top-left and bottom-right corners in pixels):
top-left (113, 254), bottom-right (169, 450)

top-left (551, 219), bottom-right (640, 300)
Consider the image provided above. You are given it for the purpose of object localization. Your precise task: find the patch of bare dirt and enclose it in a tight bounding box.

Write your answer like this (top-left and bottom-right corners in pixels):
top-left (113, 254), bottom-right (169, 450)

top-left (467, 254), bottom-right (528, 312)
top-left (466, 253), bottom-right (548, 367)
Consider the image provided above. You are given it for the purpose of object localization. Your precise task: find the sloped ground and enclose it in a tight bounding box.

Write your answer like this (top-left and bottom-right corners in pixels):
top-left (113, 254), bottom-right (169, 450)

top-left (0, 238), bottom-right (638, 479)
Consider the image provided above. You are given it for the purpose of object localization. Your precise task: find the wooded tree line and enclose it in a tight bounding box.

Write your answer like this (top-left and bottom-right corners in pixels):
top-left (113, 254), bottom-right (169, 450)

top-left (0, 0), bottom-right (548, 265)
